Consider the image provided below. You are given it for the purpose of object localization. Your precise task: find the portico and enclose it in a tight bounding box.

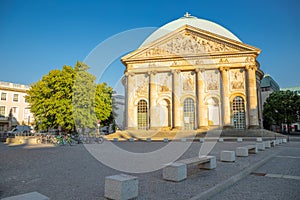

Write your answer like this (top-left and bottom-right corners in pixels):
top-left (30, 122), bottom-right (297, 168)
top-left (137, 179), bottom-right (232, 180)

top-left (122, 14), bottom-right (264, 131)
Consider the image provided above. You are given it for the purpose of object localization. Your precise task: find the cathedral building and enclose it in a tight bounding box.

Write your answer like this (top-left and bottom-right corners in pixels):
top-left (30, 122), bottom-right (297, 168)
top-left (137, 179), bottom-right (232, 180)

top-left (121, 13), bottom-right (264, 131)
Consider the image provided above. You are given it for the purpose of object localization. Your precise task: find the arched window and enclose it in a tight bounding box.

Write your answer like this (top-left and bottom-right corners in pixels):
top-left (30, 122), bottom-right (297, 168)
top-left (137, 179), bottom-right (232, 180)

top-left (183, 98), bottom-right (195, 130)
top-left (232, 96), bottom-right (245, 129)
top-left (137, 100), bottom-right (148, 130)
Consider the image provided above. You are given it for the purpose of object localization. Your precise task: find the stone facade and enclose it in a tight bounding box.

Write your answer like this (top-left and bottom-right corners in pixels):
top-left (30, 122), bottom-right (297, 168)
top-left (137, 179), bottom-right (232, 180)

top-left (122, 15), bottom-right (263, 131)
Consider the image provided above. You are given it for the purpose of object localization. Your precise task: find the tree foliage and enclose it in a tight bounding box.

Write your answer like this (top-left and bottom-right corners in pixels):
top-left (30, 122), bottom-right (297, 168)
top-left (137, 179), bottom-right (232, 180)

top-left (26, 62), bottom-right (114, 133)
top-left (263, 90), bottom-right (300, 131)
top-left (95, 82), bottom-right (114, 125)
top-left (72, 61), bottom-right (97, 130)
top-left (27, 66), bottom-right (75, 131)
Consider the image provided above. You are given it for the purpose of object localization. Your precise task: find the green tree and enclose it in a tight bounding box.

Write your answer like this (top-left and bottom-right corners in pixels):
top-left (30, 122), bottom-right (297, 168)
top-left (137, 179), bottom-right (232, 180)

top-left (95, 83), bottom-right (114, 126)
top-left (26, 66), bottom-right (75, 132)
top-left (27, 61), bottom-right (115, 134)
top-left (72, 61), bottom-right (97, 133)
top-left (263, 90), bottom-right (300, 132)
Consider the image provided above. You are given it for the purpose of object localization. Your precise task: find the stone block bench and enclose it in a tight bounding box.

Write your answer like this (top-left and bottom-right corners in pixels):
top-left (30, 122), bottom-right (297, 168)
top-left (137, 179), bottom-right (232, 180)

top-left (236, 145), bottom-right (258, 157)
top-left (163, 156), bottom-right (216, 182)
top-left (105, 174), bottom-right (138, 200)
top-left (256, 142), bottom-right (265, 151)
top-left (221, 151), bottom-right (235, 162)
top-left (283, 138), bottom-right (287, 143)
top-left (264, 140), bottom-right (271, 148)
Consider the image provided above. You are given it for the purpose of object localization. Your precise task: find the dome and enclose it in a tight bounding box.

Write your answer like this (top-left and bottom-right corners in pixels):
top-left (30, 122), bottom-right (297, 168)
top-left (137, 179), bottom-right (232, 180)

top-left (140, 13), bottom-right (241, 47)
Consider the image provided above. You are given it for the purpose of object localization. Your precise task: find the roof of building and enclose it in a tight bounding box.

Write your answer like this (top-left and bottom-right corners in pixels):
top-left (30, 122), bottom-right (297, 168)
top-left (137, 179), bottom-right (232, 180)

top-left (140, 12), bottom-right (241, 47)
top-left (260, 74), bottom-right (280, 90)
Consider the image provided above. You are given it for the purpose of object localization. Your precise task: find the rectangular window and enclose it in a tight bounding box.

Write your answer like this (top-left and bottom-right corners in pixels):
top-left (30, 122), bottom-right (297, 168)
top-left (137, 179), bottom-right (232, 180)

top-left (1, 92), bottom-right (7, 100)
top-left (0, 106), bottom-right (5, 117)
top-left (24, 108), bottom-right (30, 119)
top-left (13, 94), bottom-right (19, 102)
top-left (12, 107), bottom-right (17, 114)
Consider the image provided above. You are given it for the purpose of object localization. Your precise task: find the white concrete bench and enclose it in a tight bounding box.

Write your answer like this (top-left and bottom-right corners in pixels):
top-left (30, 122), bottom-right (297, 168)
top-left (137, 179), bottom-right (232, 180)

top-left (105, 174), bottom-right (138, 200)
top-left (264, 141), bottom-right (271, 148)
top-left (283, 138), bottom-right (287, 143)
top-left (221, 151), bottom-right (235, 162)
top-left (1, 192), bottom-right (49, 200)
top-left (257, 142), bottom-right (265, 151)
top-left (163, 156), bottom-right (216, 182)
top-left (236, 145), bottom-right (257, 157)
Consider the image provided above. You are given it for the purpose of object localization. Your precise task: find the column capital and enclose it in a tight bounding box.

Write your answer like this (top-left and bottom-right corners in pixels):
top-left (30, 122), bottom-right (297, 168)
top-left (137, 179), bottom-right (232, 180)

top-left (171, 69), bottom-right (181, 74)
top-left (195, 68), bottom-right (205, 73)
top-left (245, 65), bottom-right (257, 71)
top-left (219, 66), bottom-right (230, 72)
top-left (147, 70), bottom-right (157, 76)
top-left (125, 71), bottom-right (135, 77)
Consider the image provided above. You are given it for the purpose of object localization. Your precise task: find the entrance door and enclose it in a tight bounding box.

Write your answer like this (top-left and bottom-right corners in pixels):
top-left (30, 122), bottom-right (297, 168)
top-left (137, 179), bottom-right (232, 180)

top-left (183, 98), bottom-right (195, 130)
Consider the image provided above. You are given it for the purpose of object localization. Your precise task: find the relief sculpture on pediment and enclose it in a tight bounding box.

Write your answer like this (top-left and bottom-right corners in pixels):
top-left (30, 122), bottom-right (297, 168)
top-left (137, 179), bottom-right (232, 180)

top-left (142, 32), bottom-right (236, 57)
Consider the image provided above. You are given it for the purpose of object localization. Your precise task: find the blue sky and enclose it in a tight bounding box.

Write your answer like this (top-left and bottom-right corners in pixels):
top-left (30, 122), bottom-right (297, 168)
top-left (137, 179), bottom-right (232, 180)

top-left (1, 0), bottom-right (300, 94)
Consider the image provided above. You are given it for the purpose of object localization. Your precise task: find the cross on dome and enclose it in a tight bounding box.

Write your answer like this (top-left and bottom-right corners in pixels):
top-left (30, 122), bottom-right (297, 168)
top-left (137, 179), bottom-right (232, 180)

top-left (184, 12), bottom-right (191, 17)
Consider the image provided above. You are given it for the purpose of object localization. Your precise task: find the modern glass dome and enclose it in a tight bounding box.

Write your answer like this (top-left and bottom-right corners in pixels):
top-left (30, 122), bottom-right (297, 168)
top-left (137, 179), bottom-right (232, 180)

top-left (140, 12), bottom-right (241, 47)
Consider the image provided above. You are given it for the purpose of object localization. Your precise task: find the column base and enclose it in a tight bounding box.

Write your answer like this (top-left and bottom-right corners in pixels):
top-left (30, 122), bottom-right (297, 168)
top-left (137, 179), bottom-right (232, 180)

top-left (171, 127), bottom-right (182, 131)
top-left (248, 125), bottom-right (260, 129)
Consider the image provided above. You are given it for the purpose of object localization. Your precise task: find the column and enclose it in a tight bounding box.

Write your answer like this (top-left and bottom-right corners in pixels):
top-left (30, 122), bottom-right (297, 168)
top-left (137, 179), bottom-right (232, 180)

top-left (149, 71), bottom-right (157, 129)
top-left (195, 68), bottom-right (207, 129)
top-left (125, 72), bottom-right (135, 129)
top-left (219, 67), bottom-right (231, 128)
top-left (172, 69), bottom-right (181, 129)
top-left (246, 65), bottom-right (259, 128)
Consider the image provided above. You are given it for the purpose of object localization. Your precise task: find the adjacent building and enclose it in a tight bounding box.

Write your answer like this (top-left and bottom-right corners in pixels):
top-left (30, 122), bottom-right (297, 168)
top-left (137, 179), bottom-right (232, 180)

top-left (112, 94), bottom-right (125, 130)
top-left (260, 74), bottom-right (280, 106)
top-left (0, 81), bottom-right (34, 131)
top-left (122, 13), bottom-right (264, 131)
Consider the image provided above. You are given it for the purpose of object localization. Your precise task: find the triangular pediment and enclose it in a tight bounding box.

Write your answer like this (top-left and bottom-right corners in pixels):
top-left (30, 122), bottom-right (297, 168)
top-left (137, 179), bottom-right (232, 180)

top-left (122, 25), bottom-right (260, 63)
